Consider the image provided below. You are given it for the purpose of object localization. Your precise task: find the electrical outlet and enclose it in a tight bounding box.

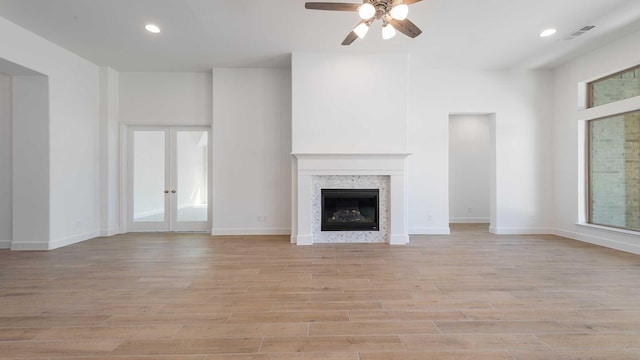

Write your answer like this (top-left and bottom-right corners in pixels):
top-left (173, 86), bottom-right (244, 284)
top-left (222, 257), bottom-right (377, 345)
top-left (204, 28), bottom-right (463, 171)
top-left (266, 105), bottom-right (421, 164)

top-left (467, 207), bottom-right (473, 214)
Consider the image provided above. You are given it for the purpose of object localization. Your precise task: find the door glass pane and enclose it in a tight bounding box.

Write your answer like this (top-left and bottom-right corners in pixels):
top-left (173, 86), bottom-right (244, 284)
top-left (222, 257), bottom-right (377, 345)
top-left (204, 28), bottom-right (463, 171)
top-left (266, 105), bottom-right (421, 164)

top-left (133, 131), bottom-right (165, 222)
top-left (176, 130), bottom-right (208, 222)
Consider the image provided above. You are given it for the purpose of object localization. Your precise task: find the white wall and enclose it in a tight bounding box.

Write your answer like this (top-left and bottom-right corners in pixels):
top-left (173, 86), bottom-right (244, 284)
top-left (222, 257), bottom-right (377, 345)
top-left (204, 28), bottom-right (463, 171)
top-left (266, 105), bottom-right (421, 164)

top-left (212, 68), bottom-right (292, 235)
top-left (408, 69), bottom-right (553, 235)
top-left (289, 53), bottom-right (552, 236)
top-left (0, 16), bottom-right (100, 250)
top-left (0, 73), bottom-right (11, 247)
top-left (119, 72), bottom-right (212, 125)
top-left (292, 53), bottom-right (408, 154)
top-left (49, 63), bottom-right (100, 248)
top-left (552, 27), bottom-right (640, 254)
top-left (12, 75), bottom-right (50, 250)
top-left (449, 114), bottom-right (491, 223)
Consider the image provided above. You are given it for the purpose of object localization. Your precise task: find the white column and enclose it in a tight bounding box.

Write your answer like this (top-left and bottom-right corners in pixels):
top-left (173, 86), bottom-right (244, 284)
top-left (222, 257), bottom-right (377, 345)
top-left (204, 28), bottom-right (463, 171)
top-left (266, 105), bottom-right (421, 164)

top-left (295, 174), bottom-right (313, 245)
top-left (12, 76), bottom-right (50, 250)
top-left (99, 67), bottom-right (120, 236)
top-left (389, 173), bottom-right (409, 245)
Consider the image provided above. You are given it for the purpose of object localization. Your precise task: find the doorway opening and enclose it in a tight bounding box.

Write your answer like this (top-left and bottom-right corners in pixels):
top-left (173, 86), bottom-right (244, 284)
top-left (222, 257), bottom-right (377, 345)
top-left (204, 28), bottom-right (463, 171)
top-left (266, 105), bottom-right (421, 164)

top-left (125, 126), bottom-right (211, 232)
top-left (448, 113), bottom-right (496, 233)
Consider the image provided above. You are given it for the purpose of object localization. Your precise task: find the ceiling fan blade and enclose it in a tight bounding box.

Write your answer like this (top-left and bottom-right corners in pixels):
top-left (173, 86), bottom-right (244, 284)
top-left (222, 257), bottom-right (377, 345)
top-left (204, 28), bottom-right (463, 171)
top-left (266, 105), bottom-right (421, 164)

top-left (389, 18), bottom-right (422, 38)
top-left (404, 0), bottom-right (423, 4)
top-left (342, 20), bottom-right (365, 45)
top-left (342, 31), bottom-right (359, 45)
top-left (305, 2), bottom-right (360, 11)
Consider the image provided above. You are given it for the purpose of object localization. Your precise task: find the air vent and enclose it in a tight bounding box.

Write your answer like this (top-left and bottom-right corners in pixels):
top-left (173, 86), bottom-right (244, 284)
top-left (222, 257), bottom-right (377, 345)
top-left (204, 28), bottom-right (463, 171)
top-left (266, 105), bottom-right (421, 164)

top-left (563, 25), bottom-right (595, 40)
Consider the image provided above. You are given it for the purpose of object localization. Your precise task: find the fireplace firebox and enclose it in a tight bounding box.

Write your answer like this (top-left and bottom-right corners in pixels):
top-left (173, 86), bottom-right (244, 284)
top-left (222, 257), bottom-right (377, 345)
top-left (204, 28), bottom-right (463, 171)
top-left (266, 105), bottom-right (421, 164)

top-left (321, 189), bottom-right (379, 231)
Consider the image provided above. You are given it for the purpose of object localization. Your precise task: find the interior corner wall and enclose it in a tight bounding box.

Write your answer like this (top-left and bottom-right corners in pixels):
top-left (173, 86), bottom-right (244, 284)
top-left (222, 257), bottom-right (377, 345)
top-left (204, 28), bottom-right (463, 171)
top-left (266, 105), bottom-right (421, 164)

top-left (449, 114), bottom-right (491, 223)
top-left (408, 68), bottom-right (553, 235)
top-left (0, 73), bottom-right (11, 248)
top-left (0, 16), bottom-right (101, 250)
top-left (211, 68), bottom-right (292, 235)
top-left (99, 67), bottom-right (120, 236)
top-left (551, 27), bottom-right (640, 254)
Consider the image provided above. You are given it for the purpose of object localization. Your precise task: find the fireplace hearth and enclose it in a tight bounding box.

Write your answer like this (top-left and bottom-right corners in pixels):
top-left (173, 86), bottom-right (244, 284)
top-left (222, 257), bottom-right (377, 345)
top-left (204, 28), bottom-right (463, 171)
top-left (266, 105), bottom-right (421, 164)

top-left (321, 189), bottom-right (379, 231)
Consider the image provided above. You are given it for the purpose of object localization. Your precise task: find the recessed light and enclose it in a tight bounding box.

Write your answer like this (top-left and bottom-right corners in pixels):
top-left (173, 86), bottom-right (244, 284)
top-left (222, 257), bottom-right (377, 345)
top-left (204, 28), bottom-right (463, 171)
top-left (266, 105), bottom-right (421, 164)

top-left (145, 24), bottom-right (161, 34)
top-left (539, 28), bottom-right (557, 38)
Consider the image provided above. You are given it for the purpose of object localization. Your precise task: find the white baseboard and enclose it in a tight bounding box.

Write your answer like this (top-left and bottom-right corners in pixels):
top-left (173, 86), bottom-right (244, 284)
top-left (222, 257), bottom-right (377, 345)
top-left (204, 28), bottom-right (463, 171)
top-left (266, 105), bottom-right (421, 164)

top-left (11, 231), bottom-right (101, 250)
top-left (100, 228), bottom-right (121, 237)
top-left (450, 217), bottom-right (490, 224)
top-left (49, 231), bottom-right (101, 250)
top-left (389, 234), bottom-right (410, 245)
top-left (211, 228), bottom-right (291, 236)
top-left (489, 227), bottom-right (553, 235)
top-left (293, 234), bottom-right (313, 245)
top-left (553, 228), bottom-right (640, 255)
top-left (11, 241), bottom-right (50, 251)
top-left (409, 227), bottom-right (451, 235)
top-left (0, 240), bottom-right (11, 249)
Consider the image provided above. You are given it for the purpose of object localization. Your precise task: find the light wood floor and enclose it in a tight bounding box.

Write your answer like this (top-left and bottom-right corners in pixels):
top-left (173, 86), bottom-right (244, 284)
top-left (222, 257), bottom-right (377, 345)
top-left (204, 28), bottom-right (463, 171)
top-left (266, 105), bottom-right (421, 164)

top-left (1, 224), bottom-right (640, 359)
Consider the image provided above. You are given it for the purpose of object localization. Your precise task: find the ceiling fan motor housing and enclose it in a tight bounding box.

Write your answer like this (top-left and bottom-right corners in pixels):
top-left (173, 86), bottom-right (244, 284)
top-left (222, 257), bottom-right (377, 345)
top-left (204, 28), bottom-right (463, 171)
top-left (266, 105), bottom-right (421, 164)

top-left (366, 0), bottom-right (395, 19)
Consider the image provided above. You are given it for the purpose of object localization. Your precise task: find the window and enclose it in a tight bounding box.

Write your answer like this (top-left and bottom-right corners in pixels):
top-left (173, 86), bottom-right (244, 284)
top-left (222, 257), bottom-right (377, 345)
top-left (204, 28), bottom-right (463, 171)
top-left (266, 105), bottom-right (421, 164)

top-left (588, 65), bottom-right (640, 108)
top-left (586, 64), bottom-right (640, 232)
top-left (588, 111), bottom-right (640, 231)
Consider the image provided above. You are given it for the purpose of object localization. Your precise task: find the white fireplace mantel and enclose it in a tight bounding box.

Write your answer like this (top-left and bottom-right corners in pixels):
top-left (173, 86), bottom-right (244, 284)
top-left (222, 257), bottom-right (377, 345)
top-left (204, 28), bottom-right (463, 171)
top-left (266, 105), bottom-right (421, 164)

top-left (291, 153), bottom-right (411, 245)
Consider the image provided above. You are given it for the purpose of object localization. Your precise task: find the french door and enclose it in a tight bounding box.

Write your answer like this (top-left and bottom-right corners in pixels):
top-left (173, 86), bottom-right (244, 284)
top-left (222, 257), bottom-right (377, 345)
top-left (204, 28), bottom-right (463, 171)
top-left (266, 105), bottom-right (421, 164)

top-left (127, 126), bottom-right (210, 232)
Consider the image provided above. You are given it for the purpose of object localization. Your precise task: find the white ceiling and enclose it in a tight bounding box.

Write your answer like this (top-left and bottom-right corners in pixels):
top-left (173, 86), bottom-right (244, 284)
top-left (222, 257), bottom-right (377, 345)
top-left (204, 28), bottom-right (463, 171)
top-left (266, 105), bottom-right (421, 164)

top-left (0, 0), bottom-right (639, 72)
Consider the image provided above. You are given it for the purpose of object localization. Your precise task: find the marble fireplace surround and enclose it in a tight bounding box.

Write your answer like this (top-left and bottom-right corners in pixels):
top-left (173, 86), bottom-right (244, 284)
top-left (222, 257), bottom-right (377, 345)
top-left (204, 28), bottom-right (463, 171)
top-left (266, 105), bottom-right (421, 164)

top-left (292, 153), bottom-right (410, 245)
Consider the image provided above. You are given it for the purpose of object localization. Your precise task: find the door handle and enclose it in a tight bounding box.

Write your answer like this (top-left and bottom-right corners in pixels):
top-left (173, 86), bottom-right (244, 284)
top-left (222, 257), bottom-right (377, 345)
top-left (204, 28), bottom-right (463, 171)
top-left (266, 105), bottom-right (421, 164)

top-left (171, 190), bottom-right (176, 193)
top-left (164, 190), bottom-right (169, 194)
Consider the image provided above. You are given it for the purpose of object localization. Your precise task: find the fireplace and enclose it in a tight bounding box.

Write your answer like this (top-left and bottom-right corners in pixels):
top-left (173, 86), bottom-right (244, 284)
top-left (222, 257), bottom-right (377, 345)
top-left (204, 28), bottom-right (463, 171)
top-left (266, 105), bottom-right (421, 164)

top-left (321, 189), bottom-right (379, 231)
top-left (292, 153), bottom-right (410, 245)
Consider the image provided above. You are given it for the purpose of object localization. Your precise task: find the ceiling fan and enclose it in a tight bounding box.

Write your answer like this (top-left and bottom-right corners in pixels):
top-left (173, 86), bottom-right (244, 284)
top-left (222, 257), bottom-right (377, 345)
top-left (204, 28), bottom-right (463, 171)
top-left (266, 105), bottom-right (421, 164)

top-left (305, 0), bottom-right (423, 45)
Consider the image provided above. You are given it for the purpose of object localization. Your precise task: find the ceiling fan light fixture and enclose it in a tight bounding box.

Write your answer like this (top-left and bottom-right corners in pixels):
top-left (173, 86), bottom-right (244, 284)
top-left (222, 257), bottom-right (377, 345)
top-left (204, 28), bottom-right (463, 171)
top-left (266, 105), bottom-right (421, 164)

top-left (304, 0), bottom-right (423, 45)
top-left (390, 3), bottom-right (409, 20)
top-left (354, 22), bottom-right (370, 38)
top-left (358, 2), bottom-right (376, 19)
top-left (382, 23), bottom-right (396, 39)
